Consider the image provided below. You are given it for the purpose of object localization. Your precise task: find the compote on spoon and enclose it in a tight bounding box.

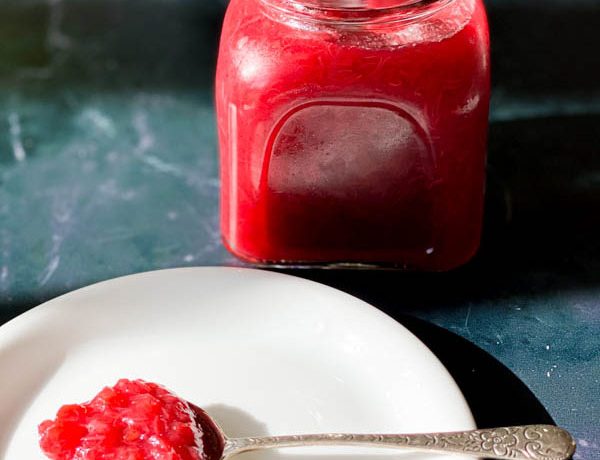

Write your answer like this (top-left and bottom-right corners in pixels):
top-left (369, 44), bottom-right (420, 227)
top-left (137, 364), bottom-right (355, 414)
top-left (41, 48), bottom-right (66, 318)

top-left (39, 379), bottom-right (576, 460)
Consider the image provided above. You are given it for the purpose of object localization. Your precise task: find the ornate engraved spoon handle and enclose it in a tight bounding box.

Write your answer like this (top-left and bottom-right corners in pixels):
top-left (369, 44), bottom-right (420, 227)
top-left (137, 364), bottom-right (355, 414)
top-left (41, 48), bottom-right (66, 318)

top-left (224, 425), bottom-right (575, 460)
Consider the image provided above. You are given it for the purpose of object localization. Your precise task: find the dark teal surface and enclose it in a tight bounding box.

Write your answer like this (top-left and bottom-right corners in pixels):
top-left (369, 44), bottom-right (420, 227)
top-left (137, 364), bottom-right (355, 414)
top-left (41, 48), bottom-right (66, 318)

top-left (0, 0), bottom-right (599, 458)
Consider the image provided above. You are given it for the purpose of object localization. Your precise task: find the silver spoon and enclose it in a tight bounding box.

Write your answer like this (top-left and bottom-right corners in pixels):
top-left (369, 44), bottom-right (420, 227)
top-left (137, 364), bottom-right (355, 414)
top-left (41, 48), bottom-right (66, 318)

top-left (194, 407), bottom-right (576, 460)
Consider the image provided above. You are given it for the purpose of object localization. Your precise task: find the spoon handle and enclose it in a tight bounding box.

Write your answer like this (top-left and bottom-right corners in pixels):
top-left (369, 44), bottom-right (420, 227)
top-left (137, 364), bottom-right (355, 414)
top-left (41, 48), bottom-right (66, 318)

top-left (224, 425), bottom-right (575, 460)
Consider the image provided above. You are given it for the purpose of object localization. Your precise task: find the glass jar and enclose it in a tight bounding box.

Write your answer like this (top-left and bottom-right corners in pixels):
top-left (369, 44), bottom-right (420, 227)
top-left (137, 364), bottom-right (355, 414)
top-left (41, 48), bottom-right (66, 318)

top-left (216, 0), bottom-right (490, 270)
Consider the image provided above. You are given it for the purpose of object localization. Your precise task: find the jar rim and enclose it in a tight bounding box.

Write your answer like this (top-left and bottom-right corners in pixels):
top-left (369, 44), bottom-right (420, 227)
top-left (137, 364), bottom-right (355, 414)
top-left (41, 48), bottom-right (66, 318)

top-left (289, 0), bottom-right (428, 10)
top-left (260, 0), bottom-right (455, 25)
top-left (263, 0), bottom-right (448, 12)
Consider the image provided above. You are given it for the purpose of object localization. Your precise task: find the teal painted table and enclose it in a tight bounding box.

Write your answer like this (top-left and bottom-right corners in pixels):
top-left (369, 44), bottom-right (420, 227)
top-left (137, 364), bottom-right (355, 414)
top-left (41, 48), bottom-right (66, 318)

top-left (1, 0), bottom-right (598, 458)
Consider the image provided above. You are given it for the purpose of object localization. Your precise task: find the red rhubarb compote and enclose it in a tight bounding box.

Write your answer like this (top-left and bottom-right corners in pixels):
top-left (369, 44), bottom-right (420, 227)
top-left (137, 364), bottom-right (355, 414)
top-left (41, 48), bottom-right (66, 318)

top-left (38, 379), bottom-right (219, 460)
top-left (216, 0), bottom-right (490, 269)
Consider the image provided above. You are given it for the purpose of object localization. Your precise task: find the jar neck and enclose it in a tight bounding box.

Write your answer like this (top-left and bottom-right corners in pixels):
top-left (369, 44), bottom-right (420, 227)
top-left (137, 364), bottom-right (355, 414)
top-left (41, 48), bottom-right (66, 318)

top-left (260, 0), bottom-right (455, 26)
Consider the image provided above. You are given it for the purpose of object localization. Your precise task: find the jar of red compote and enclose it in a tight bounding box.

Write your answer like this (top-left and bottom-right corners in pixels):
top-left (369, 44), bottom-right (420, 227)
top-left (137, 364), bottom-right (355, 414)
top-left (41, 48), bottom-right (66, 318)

top-left (216, 0), bottom-right (490, 270)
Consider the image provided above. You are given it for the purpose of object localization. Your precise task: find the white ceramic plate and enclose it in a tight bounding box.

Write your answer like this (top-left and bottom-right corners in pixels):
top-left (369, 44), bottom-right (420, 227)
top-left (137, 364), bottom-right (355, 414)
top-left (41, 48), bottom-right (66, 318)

top-left (0, 267), bottom-right (474, 459)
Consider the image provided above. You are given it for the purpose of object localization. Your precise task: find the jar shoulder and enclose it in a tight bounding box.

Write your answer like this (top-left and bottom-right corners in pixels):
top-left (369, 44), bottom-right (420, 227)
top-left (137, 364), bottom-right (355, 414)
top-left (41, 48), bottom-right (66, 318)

top-left (216, 0), bottom-right (489, 103)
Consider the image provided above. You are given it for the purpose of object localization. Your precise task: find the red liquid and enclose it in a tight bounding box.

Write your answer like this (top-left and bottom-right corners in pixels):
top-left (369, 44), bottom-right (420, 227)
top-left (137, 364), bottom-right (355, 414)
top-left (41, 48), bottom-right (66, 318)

top-left (38, 379), bottom-right (209, 460)
top-left (216, 0), bottom-right (490, 270)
